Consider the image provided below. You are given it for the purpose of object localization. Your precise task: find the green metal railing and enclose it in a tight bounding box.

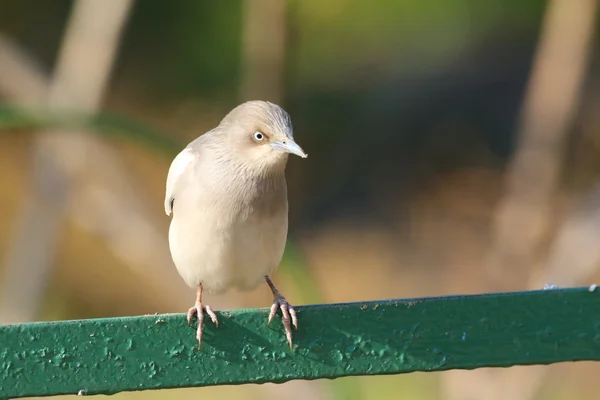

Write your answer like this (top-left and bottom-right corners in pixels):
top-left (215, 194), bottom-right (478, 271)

top-left (1, 287), bottom-right (600, 398)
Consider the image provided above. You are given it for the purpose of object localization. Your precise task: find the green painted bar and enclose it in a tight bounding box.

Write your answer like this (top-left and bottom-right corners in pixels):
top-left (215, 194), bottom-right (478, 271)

top-left (1, 287), bottom-right (600, 398)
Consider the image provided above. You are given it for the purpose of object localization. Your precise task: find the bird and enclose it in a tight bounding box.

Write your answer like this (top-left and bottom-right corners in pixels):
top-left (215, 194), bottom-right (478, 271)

top-left (164, 100), bottom-right (307, 350)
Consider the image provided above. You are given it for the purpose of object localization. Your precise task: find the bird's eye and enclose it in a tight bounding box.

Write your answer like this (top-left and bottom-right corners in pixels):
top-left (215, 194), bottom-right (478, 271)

top-left (253, 131), bottom-right (265, 142)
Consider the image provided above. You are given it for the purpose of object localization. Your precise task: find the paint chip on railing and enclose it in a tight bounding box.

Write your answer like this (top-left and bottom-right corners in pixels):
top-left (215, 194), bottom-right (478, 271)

top-left (543, 283), bottom-right (559, 290)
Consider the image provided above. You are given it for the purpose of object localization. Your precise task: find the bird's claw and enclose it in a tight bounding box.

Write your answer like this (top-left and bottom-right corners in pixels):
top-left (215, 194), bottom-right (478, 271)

top-left (187, 303), bottom-right (218, 349)
top-left (267, 294), bottom-right (298, 349)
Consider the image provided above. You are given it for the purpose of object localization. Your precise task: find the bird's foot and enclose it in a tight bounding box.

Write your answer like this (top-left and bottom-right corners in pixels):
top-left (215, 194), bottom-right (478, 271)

top-left (187, 302), bottom-right (218, 349)
top-left (267, 294), bottom-right (298, 350)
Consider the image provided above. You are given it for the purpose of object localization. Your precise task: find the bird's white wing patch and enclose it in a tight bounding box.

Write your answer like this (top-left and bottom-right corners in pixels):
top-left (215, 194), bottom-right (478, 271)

top-left (165, 148), bottom-right (196, 216)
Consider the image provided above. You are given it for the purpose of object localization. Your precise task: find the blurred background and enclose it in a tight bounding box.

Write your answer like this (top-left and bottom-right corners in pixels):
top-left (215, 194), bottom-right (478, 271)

top-left (1, 0), bottom-right (599, 399)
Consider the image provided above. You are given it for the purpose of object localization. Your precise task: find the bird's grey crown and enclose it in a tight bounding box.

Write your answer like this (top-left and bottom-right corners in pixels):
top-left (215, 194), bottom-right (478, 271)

top-left (263, 101), bottom-right (294, 139)
top-left (221, 100), bottom-right (294, 139)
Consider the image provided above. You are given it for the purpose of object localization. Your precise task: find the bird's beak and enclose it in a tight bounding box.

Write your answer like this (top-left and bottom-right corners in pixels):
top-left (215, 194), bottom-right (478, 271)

top-left (270, 138), bottom-right (308, 158)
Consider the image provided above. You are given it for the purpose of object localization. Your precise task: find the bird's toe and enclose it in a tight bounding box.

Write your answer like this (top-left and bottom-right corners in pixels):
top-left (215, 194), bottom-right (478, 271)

top-left (268, 295), bottom-right (298, 350)
top-left (205, 305), bottom-right (219, 327)
top-left (187, 302), bottom-right (218, 349)
top-left (186, 304), bottom-right (199, 326)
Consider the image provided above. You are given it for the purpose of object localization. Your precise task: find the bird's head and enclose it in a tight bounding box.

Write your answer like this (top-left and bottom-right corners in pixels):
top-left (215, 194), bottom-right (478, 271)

top-left (217, 100), bottom-right (307, 173)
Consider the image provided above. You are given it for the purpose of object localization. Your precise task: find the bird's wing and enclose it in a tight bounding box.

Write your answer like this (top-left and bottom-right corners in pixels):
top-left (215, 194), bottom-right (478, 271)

top-left (164, 147), bottom-right (197, 216)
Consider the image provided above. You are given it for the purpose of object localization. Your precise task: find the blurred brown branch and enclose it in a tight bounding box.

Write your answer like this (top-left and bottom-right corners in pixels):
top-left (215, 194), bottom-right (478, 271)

top-left (0, 36), bottom-right (47, 105)
top-left (532, 181), bottom-right (600, 288)
top-left (240, 0), bottom-right (287, 103)
top-left (0, 0), bottom-right (191, 323)
top-left (485, 0), bottom-right (597, 290)
top-left (443, 0), bottom-right (598, 399)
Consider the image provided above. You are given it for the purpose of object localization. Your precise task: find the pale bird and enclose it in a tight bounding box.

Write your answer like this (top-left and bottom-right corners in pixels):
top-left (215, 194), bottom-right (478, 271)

top-left (164, 100), bottom-right (307, 349)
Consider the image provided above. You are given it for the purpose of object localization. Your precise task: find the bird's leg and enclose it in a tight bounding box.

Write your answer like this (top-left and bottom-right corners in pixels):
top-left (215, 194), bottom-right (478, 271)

top-left (187, 284), bottom-right (218, 349)
top-left (265, 276), bottom-right (298, 349)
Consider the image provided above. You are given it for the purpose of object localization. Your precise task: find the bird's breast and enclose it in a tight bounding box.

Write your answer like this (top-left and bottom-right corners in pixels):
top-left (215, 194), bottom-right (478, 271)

top-left (168, 173), bottom-right (289, 293)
